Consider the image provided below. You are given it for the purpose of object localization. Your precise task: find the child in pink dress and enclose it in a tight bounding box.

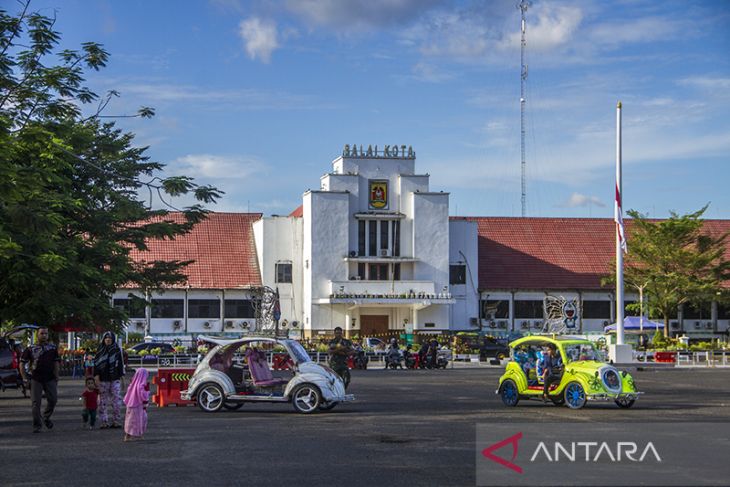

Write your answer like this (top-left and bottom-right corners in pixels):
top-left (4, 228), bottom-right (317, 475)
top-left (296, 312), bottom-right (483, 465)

top-left (123, 368), bottom-right (149, 441)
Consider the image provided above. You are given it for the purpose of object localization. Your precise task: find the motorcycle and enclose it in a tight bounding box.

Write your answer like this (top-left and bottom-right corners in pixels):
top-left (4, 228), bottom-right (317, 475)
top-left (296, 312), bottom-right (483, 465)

top-left (347, 349), bottom-right (369, 370)
top-left (384, 348), bottom-right (404, 369)
top-left (422, 349), bottom-right (449, 369)
top-left (403, 347), bottom-right (420, 369)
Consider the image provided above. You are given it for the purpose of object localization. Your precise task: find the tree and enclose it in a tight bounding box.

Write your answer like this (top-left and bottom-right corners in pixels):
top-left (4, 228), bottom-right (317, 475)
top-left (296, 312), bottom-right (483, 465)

top-left (0, 3), bottom-right (222, 331)
top-left (621, 206), bottom-right (730, 337)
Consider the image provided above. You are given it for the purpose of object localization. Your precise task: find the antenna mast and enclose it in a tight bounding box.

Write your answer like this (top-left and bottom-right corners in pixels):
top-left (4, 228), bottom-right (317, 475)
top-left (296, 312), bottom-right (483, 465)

top-left (518, 0), bottom-right (530, 217)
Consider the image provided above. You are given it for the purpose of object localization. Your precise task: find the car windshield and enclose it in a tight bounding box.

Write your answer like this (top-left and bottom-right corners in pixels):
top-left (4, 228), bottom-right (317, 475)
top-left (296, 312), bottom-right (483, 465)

top-left (563, 343), bottom-right (599, 362)
top-left (284, 340), bottom-right (311, 364)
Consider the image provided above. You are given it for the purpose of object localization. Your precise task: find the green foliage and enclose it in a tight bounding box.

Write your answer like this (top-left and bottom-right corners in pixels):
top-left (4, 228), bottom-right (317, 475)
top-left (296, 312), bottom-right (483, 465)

top-left (79, 339), bottom-right (98, 351)
top-left (606, 206), bottom-right (730, 336)
top-left (0, 4), bottom-right (221, 331)
top-left (651, 330), bottom-right (667, 348)
top-left (149, 347), bottom-right (162, 356)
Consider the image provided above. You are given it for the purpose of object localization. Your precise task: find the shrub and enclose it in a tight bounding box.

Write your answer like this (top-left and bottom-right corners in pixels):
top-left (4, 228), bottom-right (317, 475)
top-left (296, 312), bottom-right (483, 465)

top-left (149, 347), bottom-right (162, 356)
top-left (651, 330), bottom-right (667, 349)
top-left (174, 346), bottom-right (186, 353)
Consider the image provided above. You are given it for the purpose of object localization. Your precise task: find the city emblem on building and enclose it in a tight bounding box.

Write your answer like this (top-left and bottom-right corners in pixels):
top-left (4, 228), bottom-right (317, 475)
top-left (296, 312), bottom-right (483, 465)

top-left (369, 179), bottom-right (389, 210)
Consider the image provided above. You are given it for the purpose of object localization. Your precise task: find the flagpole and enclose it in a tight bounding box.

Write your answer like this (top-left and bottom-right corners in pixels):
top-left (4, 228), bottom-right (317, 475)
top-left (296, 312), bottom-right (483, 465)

top-left (615, 101), bottom-right (625, 346)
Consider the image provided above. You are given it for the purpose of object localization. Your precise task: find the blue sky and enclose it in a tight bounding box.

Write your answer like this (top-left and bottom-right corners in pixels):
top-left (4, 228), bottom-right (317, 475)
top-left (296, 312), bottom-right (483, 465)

top-left (23, 0), bottom-right (730, 219)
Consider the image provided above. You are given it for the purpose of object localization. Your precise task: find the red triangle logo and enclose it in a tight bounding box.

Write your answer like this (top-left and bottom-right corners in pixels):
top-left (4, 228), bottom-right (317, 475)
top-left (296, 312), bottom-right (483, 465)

top-left (481, 432), bottom-right (523, 474)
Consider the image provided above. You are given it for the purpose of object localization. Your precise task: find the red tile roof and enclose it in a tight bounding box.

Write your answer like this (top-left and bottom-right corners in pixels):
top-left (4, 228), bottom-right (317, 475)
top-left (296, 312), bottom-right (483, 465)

top-left (455, 217), bottom-right (730, 291)
top-left (127, 212), bottom-right (262, 289)
top-left (289, 205), bottom-right (303, 217)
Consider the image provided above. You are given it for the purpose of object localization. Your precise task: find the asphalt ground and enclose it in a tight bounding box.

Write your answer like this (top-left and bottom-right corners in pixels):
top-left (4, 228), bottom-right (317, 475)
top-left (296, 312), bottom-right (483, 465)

top-left (1, 367), bottom-right (729, 487)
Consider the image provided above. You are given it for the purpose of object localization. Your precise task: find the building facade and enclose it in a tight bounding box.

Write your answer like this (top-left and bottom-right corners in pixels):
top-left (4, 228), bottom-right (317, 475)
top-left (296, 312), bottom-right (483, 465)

top-left (115, 147), bottom-right (730, 340)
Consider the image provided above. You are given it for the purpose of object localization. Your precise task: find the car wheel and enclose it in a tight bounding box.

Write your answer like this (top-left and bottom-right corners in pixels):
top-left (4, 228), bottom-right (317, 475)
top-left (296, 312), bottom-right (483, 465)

top-left (223, 402), bottom-right (244, 411)
top-left (319, 401), bottom-right (338, 411)
top-left (160, 358), bottom-right (171, 366)
top-left (615, 397), bottom-right (635, 409)
top-left (196, 383), bottom-right (225, 413)
top-left (499, 379), bottom-right (520, 407)
top-left (291, 383), bottom-right (322, 414)
top-left (564, 382), bottom-right (587, 409)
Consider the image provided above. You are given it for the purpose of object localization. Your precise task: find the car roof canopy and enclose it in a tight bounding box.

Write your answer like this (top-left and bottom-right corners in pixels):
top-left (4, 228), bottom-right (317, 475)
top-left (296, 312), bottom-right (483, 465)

top-left (509, 335), bottom-right (591, 348)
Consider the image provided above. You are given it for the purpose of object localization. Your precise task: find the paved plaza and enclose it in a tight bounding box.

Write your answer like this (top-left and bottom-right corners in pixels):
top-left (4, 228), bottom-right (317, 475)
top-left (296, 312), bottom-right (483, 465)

top-left (1, 367), bottom-right (729, 486)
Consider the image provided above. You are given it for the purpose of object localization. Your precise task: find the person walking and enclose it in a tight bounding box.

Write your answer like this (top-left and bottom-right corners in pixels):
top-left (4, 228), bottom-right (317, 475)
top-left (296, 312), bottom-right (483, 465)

top-left (80, 377), bottom-right (100, 430)
top-left (327, 327), bottom-right (352, 388)
top-left (123, 368), bottom-right (150, 441)
top-left (19, 327), bottom-right (60, 433)
top-left (94, 331), bottom-right (126, 429)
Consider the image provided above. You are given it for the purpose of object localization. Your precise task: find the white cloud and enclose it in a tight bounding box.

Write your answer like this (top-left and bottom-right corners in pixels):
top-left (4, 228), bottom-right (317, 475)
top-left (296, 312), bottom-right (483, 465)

top-left (400, 1), bottom-right (581, 62)
top-left (500, 4), bottom-right (582, 52)
top-left (285, 0), bottom-right (442, 31)
top-left (239, 17), bottom-right (279, 63)
top-left (173, 154), bottom-right (265, 180)
top-left (588, 17), bottom-right (681, 48)
top-left (678, 77), bottom-right (730, 90)
top-left (558, 192), bottom-right (606, 208)
top-left (113, 82), bottom-right (334, 110)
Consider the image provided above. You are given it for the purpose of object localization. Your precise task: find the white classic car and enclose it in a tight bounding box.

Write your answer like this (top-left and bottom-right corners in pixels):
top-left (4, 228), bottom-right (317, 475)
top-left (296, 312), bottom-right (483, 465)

top-left (181, 336), bottom-right (354, 414)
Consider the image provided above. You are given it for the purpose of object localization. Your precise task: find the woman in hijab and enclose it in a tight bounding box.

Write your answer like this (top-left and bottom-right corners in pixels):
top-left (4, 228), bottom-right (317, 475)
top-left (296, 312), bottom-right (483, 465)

top-left (123, 368), bottom-right (149, 441)
top-left (94, 331), bottom-right (126, 429)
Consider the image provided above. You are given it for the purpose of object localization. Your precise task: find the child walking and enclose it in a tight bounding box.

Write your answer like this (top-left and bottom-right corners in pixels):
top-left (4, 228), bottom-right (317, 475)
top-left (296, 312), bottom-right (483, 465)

top-left (123, 368), bottom-right (149, 441)
top-left (80, 377), bottom-right (99, 430)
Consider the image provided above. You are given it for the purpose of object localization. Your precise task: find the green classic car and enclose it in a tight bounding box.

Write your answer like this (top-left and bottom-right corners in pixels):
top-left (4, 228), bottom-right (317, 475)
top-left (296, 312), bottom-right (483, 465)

top-left (496, 336), bottom-right (642, 409)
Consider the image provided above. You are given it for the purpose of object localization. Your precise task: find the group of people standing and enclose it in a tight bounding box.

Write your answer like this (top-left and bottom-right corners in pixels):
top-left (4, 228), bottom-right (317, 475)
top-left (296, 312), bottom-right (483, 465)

top-left (19, 328), bottom-right (149, 440)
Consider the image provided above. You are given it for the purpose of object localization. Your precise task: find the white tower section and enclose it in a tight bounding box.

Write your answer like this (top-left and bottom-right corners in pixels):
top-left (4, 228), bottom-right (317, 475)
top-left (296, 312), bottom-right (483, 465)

top-left (301, 145), bottom-right (454, 338)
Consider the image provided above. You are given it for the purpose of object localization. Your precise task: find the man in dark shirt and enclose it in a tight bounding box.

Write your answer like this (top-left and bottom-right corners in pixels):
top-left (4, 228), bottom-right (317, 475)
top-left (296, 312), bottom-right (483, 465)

top-left (20, 327), bottom-right (61, 433)
top-left (328, 327), bottom-right (352, 387)
top-left (541, 346), bottom-right (561, 402)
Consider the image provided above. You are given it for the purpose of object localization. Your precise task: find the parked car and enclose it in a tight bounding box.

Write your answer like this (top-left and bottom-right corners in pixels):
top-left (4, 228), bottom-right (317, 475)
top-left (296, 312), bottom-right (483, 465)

top-left (363, 337), bottom-right (386, 352)
top-left (0, 325), bottom-right (38, 396)
top-left (128, 342), bottom-right (175, 355)
top-left (182, 336), bottom-right (354, 414)
top-left (496, 336), bottom-right (642, 409)
top-left (480, 337), bottom-right (510, 361)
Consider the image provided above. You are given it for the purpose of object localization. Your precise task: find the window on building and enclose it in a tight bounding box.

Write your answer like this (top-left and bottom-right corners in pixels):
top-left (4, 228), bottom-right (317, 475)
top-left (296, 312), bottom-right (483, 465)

top-left (718, 304), bottom-right (730, 320)
top-left (449, 265), bottom-right (466, 285)
top-left (368, 220), bottom-right (377, 256)
top-left (482, 300), bottom-right (509, 320)
top-left (358, 220), bottom-right (366, 256)
top-left (393, 220), bottom-right (400, 256)
top-left (683, 302), bottom-right (711, 320)
top-left (368, 263), bottom-right (389, 280)
top-left (113, 298), bottom-right (146, 318)
top-left (393, 263), bottom-right (401, 281)
top-left (188, 299), bottom-right (220, 319)
top-left (224, 299), bottom-right (255, 318)
top-left (276, 262), bottom-right (292, 283)
top-left (514, 300), bottom-right (544, 319)
top-left (582, 300), bottom-right (610, 319)
top-left (151, 299), bottom-right (184, 318)
top-left (380, 220), bottom-right (389, 251)
top-left (358, 263), bottom-right (366, 280)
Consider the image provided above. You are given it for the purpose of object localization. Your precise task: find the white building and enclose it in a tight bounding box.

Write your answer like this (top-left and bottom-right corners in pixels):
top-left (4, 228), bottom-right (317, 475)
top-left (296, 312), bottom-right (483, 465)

top-left (115, 147), bottom-right (730, 340)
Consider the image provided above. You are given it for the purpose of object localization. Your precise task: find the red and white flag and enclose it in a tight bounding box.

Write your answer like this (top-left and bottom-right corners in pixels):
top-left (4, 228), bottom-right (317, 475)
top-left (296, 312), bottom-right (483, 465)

top-left (615, 182), bottom-right (627, 253)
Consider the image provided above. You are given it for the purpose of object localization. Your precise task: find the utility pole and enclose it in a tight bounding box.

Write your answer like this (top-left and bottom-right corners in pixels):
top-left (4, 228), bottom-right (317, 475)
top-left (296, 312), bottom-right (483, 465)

top-left (518, 0), bottom-right (530, 217)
